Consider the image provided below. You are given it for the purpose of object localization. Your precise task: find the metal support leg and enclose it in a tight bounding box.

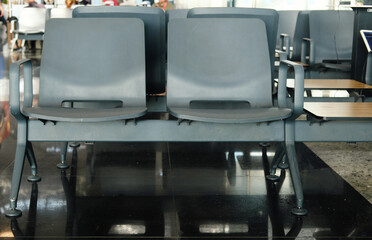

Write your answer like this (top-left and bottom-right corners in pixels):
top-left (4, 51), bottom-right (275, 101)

top-left (266, 145), bottom-right (285, 181)
top-left (26, 142), bottom-right (41, 182)
top-left (285, 121), bottom-right (308, 216)
top-left (6, 119), bottom-right (27, 217)
top-left (57, 142), bottom-right (69, 169)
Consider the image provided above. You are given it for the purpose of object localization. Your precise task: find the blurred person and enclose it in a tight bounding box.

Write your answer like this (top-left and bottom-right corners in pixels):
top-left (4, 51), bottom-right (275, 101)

top-left (65, 0), bottom-right (77, 8)
top-left (26, 0), bottom-right (46, 8)
top-left (152, 0), bottom-right (173, 10)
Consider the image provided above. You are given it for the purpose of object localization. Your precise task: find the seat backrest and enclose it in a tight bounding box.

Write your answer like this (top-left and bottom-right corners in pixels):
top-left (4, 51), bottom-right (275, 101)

top-left (50, 8), bottom-right (73, 18)
top-left (165, 9), bottom-right (188, 24)
top-left (187, 7), bottom-right (278, 78)
top-left (19, 8), bottom-right (48, 32)
top-left (309, 10), bottom-right (354, 64)
top-left (167, 18), bottom-right (272, 108)
top-left (73, 6), bottom-right (166, 95)
top-left (291, 11), bottom-right (309, 61)
top-left (277, 10), bottom-right (299, 49)
top-left (38, 18), bottom-right (146, 108)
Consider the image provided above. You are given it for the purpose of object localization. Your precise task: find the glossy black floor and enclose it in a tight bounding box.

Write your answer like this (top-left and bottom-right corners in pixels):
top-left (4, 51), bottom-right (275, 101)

top-left (1, 52), bottom-right (372, 239)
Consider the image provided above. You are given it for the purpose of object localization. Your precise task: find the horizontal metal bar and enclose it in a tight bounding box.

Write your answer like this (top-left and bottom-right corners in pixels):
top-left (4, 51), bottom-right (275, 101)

top-left (28, 119), bottom-right (285, 142)
top-left (295, 120), bottom-right (372, 142)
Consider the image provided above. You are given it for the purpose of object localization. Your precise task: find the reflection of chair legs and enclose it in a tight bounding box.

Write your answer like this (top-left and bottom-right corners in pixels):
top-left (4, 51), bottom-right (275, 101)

top-left (60, 148), bottom-right (77, 237)
top-left (26, 142), bottom-right (41, 182)
top-left (226, 150), bottom-right (236, 186)
top-left (10, 182), bottom-right (38, 239)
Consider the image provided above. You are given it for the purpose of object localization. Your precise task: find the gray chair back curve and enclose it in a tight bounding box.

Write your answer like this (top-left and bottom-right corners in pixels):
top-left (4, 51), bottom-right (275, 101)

top-left (73, 6), bottom-right (166, 94)
top-left (165, 9), bottom-right (188, 24)
top-left (39, 18), bottom-right (146, 108)
top-left (277, 10), bottom-right (299, 49)
top-left (309, 10), bottom-right (354, 64)
top-left (291, 11), bottom-right (309, 61)
top-left (187, 7), bottom-right (278, 76)
top-left (167, 18), bottom-right (272, 108)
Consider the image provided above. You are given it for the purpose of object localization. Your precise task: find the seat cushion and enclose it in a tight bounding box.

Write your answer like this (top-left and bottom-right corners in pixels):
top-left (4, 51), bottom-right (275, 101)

top-left (168, 107), bottom-right (292, 123)
top-left (22, 106), bottom-right (147, 122)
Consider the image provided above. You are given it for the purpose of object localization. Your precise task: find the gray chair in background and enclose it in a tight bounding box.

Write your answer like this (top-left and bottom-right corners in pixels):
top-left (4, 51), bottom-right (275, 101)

top-left (10, 8), bottom-right (49, 52)
top-left (276, 10), bottom-right (299, 59)
top-left (6, 18), bottom-right (147, 217)
top-left (291, 11), bottom-right (309, 62)
top-left (73, 6), bottom-right (166, 95)
top-left (187, 7), bottom-right (278, 79)
top-left (302, 10), bottom-right (354, 71)
top-left (50, 8), bottom-right (73, 18)
top-left (167, 18), bottom-right (306, 215)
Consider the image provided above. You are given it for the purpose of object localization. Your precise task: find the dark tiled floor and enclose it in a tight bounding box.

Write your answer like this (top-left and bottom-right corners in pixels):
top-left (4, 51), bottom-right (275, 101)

top-left (0, 51), bottom-right (372, 239)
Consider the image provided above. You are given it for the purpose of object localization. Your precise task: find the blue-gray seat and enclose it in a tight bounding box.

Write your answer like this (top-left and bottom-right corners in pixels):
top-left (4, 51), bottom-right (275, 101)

top-left (304, 10), bottom-right (353, 68)
top-left (187, 8), bottom-right (278, 78)
top-left (73, 6), bottom-right (166, 95)
top-left (6, 18), bottom-right (147, 217)
top-left (23, 18), bottom-right (147, 122)
top-left (167, 18), bottom-right (292, 123)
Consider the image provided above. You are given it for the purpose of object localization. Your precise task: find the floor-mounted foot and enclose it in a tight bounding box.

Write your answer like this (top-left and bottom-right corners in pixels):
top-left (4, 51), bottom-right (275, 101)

top-left (291, 207), bottom-right (308, 216)
top-left (278, 162), bottom-right (289, 169)
top-left (69, 142), bottom-right (80, 148)
top-left (6, 208), bottom-right (22, 218)
top-left (27, 175), bottom-right (41, 182)
top-left (57, 163), bottom-right (69, 169)
top-left (266, 174), bottom-right (280, 181)
top-left (259, 142), bottom-right (270, 148)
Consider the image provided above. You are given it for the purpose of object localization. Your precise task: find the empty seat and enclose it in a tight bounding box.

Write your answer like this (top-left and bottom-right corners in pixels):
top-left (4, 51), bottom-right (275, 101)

top-left (167, 18), bottom-right (291, 123)
top-left (73, 6), bottom-right (166, 95)
top-left (305, 10), bottom-right (354, 66)
top-left (10, 8), bottom-right (49, 51)
top-left (7, 18), bottom-right (147, 216)
top-left (187, 8), bottom-right (279, 78)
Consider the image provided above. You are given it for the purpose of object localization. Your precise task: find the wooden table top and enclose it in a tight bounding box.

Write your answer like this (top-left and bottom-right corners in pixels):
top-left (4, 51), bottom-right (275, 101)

top-left (286, 79), bottom-right (372, 89)
top-left (304, 102), bottom-right (372, 119)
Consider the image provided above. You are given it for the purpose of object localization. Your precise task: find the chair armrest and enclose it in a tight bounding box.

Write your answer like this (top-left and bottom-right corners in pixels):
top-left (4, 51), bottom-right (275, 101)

top-left (279, 33), bottom-right (290, 56)
top-left (276, 49), bottom-right (288, 61)
top-left (9, 59), bottom-right (33, 120)
top-left (301, 38), bottom-right (314, 65)
top-left (277, 60), bottom-right (304, 120)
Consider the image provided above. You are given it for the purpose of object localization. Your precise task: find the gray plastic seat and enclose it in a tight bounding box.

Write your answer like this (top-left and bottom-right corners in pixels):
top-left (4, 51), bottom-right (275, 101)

top-left (73, 6), bottom-right (166, 95)
top-left (24, 18), bottom-right (147, 122)
top-left (187, 8), bottom-right (278, 77)
top-left (308, 10), bottom-right (353, 65)
top-left (167, 18), bottom-right (292, 123)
